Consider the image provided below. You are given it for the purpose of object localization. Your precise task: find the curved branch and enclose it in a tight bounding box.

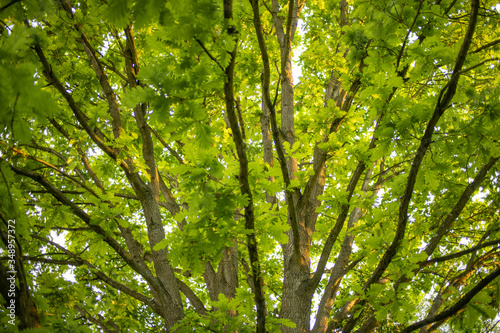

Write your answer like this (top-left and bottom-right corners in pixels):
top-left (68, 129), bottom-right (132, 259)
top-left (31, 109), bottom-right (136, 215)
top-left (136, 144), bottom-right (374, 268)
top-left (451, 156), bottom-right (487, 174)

top-left (31, 234), bottom-right (160, 314)
top-left (472, 38), bottom-right (500, 53)
top-left (7, 163), bottom-right (164, 297)
top-left (176, 278), bottom-right (207, 315)
top-left (400, 266), bottom-right (500, 333)
top-left (422, 238), bottom-right (500, 268)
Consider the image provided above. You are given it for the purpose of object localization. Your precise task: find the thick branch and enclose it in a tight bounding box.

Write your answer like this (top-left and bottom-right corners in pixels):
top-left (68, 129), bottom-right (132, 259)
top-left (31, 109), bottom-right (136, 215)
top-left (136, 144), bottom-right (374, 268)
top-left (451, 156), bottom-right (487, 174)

top-left (119, 31), bottom-right (186, 326)
top-left (176, 278), bottom-right (207, 315)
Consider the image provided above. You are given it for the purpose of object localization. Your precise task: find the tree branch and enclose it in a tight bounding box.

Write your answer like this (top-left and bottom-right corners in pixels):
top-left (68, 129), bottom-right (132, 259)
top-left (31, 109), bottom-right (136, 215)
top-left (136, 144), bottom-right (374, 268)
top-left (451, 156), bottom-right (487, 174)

top-left (21, 256), bottom-right (83, 266)
top-left (424, 157), bottom-right (498, 256)
top-left (10, 147), bottom-right (101, 199)
top-left (422, 238), bottom-right (500, 267)
top-left (74, 304), bottom-right (119, 333)
top-left (340, 4), bottom-right (480, 329)
top-left (400, 266), bottom-right (500, 333)
top-left (57, 0), bottom-right (124, 140)
top-left (395, 0), bottom-right (423, 71)
top-left (225, 1), bottom-right (266, 331)
top-left (176, 278), bottom-right (207, 315)
top-left (309, 162), bottom-right (365, 290)
top-left (472, 38), bottom-right (500, 53)
top-left (0, 0), bottom-right (21, 13)
top-left (250, 0), bottom-right (302, 265)
top-left (32, 234), bottom-right (160, 314)
top-left (194, 37), bottom-right (225, 72)
top-left (7, 163), bottom-right (164, 298)
top-left (149, 125), bottom-right (185, 164)
top-left (33, 44), bottom-right (139, 183)
top-left (48, 118), bottom-right (107, 191)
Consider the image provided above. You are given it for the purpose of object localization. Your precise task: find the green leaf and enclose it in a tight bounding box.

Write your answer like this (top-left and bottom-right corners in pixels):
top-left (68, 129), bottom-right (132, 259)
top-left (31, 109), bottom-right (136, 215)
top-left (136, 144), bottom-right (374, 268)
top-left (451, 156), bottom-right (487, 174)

top-left (152, 239), bottom-right (169, 251)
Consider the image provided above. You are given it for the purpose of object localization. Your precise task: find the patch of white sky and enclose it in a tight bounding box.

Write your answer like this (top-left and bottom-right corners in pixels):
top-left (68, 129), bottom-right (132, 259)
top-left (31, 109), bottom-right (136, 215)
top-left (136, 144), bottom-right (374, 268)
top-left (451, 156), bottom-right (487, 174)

top-left (48, 230), bottom-right (77, 282)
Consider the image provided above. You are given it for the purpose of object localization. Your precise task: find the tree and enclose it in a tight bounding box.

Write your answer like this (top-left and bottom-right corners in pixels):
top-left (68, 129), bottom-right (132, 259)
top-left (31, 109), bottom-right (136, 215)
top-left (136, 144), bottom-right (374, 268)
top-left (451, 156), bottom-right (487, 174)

top-left (0, 0), bottom-right (499, 331)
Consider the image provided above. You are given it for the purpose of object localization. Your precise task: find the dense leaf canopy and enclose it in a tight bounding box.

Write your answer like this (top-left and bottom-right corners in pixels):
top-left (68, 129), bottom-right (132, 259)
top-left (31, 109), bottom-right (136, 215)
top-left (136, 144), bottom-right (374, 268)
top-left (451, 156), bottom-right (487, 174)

top-left (0, 0), bottom-right (499, 332)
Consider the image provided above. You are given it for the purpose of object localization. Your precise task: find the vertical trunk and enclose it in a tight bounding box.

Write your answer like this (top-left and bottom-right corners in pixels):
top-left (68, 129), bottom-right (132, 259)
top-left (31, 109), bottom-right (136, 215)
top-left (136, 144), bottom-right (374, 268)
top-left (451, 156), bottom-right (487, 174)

top-left (140, 194), bottom-right (185, 329)
top-left (270, 1), bottom-right (312, 331)
top-left (273, 0), bottom-right (303, 180)
top-left (280, 44), bottom-right (297, 179)
top-left (281, 229), bottom-right (313, 333)
top-left (203, 242), bottom-right (239, 316)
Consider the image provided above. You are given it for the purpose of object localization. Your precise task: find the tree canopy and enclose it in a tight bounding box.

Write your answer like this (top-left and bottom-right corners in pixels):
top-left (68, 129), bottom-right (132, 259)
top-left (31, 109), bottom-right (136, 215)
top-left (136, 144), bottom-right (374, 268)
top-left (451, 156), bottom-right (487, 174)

top-left (1, 0), bottom-right (500, 332)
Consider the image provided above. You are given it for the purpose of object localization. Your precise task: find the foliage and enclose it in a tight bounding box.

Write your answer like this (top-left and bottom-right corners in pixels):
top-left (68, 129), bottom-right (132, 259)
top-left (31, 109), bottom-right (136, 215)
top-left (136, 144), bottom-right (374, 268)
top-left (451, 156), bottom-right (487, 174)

top-left (0, 0), bottom-right (499, 332)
